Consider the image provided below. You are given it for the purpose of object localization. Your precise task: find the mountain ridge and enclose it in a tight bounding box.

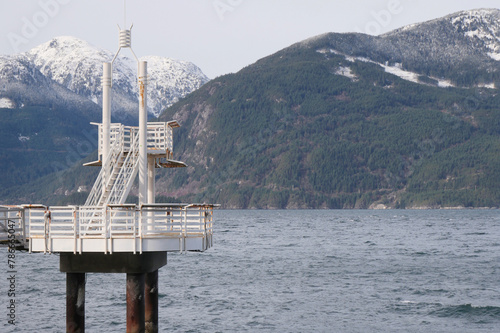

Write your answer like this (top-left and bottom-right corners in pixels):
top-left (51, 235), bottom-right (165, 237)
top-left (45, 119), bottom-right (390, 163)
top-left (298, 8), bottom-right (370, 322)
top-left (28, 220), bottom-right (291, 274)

top-left (2, 8), bottom-right (500, 208)
top-left (296, 8), bottom-right (500, 88)
top-left (1, 35), bottom-right (209, 117)
top-left (154, 8), bottom-right (500, 208)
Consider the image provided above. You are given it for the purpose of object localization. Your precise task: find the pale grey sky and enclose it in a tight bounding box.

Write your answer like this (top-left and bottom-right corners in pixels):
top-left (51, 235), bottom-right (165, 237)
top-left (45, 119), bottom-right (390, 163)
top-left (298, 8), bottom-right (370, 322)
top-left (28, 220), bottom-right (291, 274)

top-left (1, 0), bottom-right (498, 78)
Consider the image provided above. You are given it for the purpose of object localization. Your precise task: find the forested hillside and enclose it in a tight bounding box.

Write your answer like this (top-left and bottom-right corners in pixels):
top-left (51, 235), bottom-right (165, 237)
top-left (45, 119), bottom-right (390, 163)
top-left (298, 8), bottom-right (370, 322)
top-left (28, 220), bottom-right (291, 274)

top-left (157, 36), bottom-right (500, 208)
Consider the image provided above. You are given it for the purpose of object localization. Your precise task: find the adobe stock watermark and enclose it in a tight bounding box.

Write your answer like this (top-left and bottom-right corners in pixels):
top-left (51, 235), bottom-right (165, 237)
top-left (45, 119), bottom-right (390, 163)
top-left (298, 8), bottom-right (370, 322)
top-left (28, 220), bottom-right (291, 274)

top-left (7, 0), bottom-right (73, 53)
top-left (6, 218), bottom-right (17, 326)
top-left (356, 0), bottom-right (404, 35)
top-left (213, 0), bottom-right (244, 21)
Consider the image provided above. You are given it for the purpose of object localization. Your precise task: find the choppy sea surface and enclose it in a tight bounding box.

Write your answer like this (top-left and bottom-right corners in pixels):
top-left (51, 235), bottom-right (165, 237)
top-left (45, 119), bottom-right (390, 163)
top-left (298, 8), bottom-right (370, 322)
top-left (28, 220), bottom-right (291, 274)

top-left (1, 209), bottom-right (500, 332)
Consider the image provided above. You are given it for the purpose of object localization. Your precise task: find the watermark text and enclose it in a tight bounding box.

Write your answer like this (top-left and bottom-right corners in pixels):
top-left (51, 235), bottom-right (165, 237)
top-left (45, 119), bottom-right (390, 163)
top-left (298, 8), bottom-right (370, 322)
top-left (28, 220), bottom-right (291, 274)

top-left (6, 219), bottom-right (17, 325)
top-left (8, 0), bottom-right (73, 53)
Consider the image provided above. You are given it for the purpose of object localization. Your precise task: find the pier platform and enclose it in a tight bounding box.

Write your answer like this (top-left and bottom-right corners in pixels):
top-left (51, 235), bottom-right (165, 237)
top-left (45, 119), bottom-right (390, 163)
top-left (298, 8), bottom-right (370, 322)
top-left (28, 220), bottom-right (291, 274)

top-left (0, 203), bottom-right (215, 254)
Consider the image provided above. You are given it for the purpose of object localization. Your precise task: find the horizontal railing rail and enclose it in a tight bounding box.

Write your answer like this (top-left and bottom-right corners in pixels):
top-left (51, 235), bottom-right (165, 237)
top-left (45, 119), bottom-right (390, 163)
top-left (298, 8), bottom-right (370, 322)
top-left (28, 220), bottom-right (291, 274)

top-left (21, 204), bottom-right (216, 253)
top-left (95, 122), bottom-right (173, 157)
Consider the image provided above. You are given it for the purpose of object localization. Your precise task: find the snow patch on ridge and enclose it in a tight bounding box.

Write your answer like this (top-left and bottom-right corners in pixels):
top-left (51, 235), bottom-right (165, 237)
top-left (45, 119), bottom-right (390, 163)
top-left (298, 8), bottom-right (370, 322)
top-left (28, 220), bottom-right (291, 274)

top-left (437, 80), bottom-right (455, 88)
top-left (335, 66), bottom-right (357, 80)
top-left (0, 97), bottom-right (15, 109)
top-left (478, 82), bottom-right (496, 89)
top-left (487, 52), bottom-right (500, 61)
top-left (322, 48), bottom-right (457, 88)
top-left (381, 63), bottom-right (419, 84)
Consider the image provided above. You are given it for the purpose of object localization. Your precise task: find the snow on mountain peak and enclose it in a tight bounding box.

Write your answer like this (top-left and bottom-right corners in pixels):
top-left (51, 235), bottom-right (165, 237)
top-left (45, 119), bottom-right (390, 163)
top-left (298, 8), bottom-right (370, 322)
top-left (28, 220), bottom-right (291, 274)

top-left (312, 8), bottom-right (500, 89)
top-left (448, 9), bottom-right (500, 61)
top-left (20, 36), bottom-right (208, 117)
top-left (140, 55), bottom-right (209, 112)
top-left (389, 8), bottom-right (500, 62)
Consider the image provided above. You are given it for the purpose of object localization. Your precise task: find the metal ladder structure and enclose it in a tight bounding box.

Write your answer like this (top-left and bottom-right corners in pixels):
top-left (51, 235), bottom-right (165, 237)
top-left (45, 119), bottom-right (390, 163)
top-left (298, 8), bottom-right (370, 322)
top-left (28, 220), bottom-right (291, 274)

top-left (84, 126), bottom-right (140, 207)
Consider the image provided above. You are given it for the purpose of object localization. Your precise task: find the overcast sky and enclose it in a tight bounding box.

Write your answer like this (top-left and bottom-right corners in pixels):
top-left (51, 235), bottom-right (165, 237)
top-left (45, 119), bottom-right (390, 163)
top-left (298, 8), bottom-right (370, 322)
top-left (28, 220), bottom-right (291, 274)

top-left (1, 0), bottom-right (499, 78)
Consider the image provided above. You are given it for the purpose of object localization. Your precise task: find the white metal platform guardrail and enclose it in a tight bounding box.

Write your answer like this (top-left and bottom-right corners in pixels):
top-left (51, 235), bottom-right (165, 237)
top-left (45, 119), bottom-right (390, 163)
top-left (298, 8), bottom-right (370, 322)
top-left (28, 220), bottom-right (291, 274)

top-left (94, 122), bottom-right (174, 158)
top-left (1, 204), bottom-right (215, 254)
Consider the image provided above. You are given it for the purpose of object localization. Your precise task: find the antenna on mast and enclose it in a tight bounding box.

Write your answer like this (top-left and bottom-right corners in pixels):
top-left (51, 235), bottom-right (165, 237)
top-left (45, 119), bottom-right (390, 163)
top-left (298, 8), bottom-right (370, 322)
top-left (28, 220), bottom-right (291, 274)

top-left (111, 0), bottom-right (138, 64)
top-left (111, 24), bottom-right (138, 63)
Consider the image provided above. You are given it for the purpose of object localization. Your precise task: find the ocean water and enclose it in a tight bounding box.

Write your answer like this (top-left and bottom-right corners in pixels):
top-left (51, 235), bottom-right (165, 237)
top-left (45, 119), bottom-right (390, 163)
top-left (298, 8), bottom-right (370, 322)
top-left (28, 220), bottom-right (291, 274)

top-left (1, 209), bottom-right (499, 332)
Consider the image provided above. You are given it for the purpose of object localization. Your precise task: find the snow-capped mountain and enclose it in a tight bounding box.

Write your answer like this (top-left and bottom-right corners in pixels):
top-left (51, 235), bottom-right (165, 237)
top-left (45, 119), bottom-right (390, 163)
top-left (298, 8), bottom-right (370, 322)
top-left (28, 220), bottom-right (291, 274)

top-left (0, 53), bottom-right (101, 112)
top-left (140, 55), bottom-right (209, 116)
top-left (306, 8), bottom-right (500, 88)
top-left (388, 8), bottom-right (500, 61)
top-left (1, 36), bottom-right (209, 117)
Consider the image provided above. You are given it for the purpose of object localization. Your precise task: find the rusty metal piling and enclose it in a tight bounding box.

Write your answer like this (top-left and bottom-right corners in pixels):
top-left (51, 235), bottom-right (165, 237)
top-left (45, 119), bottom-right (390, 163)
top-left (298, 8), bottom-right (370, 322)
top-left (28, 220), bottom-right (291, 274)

top-left (145, 270), bottom-right (159, 333)
top-left (66, 273), bottom-right (85, 333)
top-left (126, 273), bottom-right (146, 333)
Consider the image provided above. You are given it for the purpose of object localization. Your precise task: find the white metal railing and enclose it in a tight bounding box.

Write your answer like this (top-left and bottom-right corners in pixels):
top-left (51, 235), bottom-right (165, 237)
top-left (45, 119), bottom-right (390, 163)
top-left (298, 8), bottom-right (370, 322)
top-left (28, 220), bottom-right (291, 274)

top-left (48, 206), bottom-right (78, 253)
top-left (85, 136), bottom-right (123, 206)
top-left (24, 204), bottom-right (215, 253)
top-left (95, 123), bottom-right (124, 158)
top-left (85, 127), bottom-right (140, 207)
top-left (87, 122), bottom-right (170, 208)
top-left (49, 206), bottom-right (78, 238)
top-left (79, 206), bottom-right (106, 236)
top-left (95, 122), bottom-right (173, 158)
top-left (121, 125), bottom-right (134, 151)
top-left (105, 130), bottom-right (140, 205)
top-left (147, 122), bottom-right (173, 153)
top-left (25, 205), bottom-right (48, 253)
top-left (139, 204), bottom-right (212, 236)
top-left (0, 205), bottom-right (28, 248)
top-left (109, 204), bottom-right (136, 237)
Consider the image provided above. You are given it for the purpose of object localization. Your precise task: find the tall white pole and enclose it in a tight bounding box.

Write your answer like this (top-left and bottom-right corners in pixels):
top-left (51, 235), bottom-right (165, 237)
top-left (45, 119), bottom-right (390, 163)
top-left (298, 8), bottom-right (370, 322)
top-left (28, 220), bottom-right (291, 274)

top-left (138, 61), bottom-right (148, 205)
top-left (102, 62), bottom-right (112, 195)
top-left (147, 157), bottom-right (155, 204)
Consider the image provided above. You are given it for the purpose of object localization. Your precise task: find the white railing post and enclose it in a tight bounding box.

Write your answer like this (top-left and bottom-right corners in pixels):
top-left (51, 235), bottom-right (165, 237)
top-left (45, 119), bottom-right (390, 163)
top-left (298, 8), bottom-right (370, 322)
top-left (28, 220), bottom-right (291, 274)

top-left (138, 206), bottom-right (142, 254)
top-left (104, 206), bottom-right (109, 254)
top-left (21, 208), bottom-right (27, 248)
top-left (73, 207), bottom-right (78, 254)
top-left (28, 208), bottom-right (33, 253)
top-left (183, 207), bottom-right (187, 253)
top-left (43, 209), bottom-right (50, 254)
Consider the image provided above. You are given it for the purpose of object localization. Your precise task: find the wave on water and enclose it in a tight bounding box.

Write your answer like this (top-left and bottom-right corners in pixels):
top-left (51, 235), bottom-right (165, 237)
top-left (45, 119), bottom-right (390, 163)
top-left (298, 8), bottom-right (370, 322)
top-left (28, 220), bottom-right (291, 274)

top-left (429, 304), bottom-right (500, 323)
